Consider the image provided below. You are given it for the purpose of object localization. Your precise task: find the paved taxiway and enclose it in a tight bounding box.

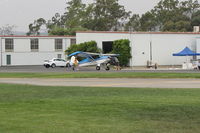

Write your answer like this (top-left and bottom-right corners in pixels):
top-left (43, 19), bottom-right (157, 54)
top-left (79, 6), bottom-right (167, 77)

top-left (0, 78), bottom-right (200, 88)
top-left (1, 66), bottom-right (200, 88)
top-left (1, 65), bottom-right (200, 73)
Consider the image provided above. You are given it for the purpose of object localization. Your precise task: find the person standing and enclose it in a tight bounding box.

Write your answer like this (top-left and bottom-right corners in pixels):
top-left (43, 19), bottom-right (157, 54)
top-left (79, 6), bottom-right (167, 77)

top-left (113, 57), bottom-right (120, 70)
top-left (74, 57), bottom-right (79, 70)
top-left (70, 55), bottom-right (75, 71)
top-left (70, 55), bottom-right (79, 71)
top-left (155, 63), bottom-right (158, 69)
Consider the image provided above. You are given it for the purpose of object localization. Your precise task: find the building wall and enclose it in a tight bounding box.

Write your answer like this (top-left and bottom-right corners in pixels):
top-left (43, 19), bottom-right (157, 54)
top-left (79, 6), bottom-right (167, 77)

top-left (132, 34), bottom-right (198, 66)
top-left (0, 36), bottom-right (75, 66)
top-left (0, 37), bottom-right (2, 66)
top-left (76, 32), bottom-right (200, 66)
top-left (1, 33), bottom-right (200, 67)
top-left (196, 39), bottom-right (200, 60)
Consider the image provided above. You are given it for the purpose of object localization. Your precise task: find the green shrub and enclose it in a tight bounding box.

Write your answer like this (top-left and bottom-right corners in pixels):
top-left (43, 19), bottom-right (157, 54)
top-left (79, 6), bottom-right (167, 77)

top-left (65, 41), bottom-right (101, 55)
top-left (112, 39), bottom-right (132, 66)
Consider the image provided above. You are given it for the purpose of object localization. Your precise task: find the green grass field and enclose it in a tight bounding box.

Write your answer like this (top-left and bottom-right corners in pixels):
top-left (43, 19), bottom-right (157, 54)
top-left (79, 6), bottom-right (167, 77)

top-left (0, 72), bottom-right (200, 78)
top-left (0, 84), bottom-right (200, 133)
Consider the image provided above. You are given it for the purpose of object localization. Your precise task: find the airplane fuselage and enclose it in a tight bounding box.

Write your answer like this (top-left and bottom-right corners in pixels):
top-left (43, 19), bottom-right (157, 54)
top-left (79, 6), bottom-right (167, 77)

top-left (79, 56), bottom-right (110, 67)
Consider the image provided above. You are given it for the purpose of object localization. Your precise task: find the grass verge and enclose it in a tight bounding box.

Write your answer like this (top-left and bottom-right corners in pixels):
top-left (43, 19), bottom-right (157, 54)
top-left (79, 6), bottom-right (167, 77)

top-left (0, 72), bottom-right (200, 78)
top-left (0, 84), bottom-right (200, 133)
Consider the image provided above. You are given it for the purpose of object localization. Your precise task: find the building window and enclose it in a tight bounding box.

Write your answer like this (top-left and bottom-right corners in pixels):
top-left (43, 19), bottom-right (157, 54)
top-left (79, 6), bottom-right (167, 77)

top-left (57, 54), bottom-right (62, 59)
top-left (55, 39), bottom-right (63, 51)
top-left (5, 39), bottom-right (14, 52)
top-left (70, 39), bottom-right (76, 46)
top-left (30, 39), bottom-right (39, 52)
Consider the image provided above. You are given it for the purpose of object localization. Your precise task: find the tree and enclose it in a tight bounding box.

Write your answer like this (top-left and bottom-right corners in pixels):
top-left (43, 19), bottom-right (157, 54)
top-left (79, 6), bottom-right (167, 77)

top-left (163, 20), bottom-right (191, 31)
top-left (28, 0), bottom-right (200, 34)
top-left (138, 0), bottom-right (200, 32)
top-left (47, 0), bottom-right (89, 35)
top-left (27, 0), bottom-right (88, 35)
top-left (48, 27), bottom-right (87, 36)
top-left (27, 18), bottom-right (46, 35)
top-left (140, 11), bottom-right (158, 31)
top-left (162, 11), bottom-right (192, 31)
top-left (125, 14), bottom-right (141, 31)
top-left (180, 0), bottom-right (200, 18)
top-left (88, 0), bottom-right (131, 31)
top-left (191, 10), bottom-right (200, 27)
top-left (111, 39), bottom-right (131, 66)
top-left (152, 0), bottom-right (184, 31)
top-left (27, 0), bottom-right (131, 35)
top-left (81, 4), bottom-right (95, 30)
top-left (46, 13), bottom-right (64, 30)
top-left (0, 24), bottom-right (15, 35)
top-left (64, 0), bottom-right (87, 29)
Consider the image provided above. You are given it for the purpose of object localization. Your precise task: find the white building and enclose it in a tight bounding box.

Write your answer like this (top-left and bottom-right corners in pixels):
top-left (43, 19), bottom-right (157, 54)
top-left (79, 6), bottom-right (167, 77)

top-left (76, 31), bottom-right (200, 66)
top-left (0, 35), bottom-right (76, 66)
top-left (1, 32), bottom-right (200, 67)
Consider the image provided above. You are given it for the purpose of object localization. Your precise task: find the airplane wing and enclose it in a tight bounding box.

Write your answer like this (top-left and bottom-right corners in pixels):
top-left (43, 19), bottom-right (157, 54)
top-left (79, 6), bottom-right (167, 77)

top-left (83, 52), bottom-right (120, 57)
top-left (68, 51), bottom-right (83, 57)
top-left (68, 51), bottom-right (119, 57)
top-left (84, 52), bottom-right (101, 55)
top-left (68, 51), bottom-right (95, 61)
top-left (101, 54), bottom-right (120, 57)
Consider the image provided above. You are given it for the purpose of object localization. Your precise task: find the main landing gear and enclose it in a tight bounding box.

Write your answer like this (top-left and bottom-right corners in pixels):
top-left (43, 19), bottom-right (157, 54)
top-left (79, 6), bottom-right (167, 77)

top-left (96, 65), bottom-right (110, 71)
top-left (96, 66), bottom-right (101, 70)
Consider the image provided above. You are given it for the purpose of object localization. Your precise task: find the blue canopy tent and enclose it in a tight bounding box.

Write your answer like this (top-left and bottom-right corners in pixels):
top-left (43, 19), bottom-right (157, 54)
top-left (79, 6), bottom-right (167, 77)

top-left (173, 47), bottom-right (200, 56)
top-left (172, 47), bottom-right (200, 69)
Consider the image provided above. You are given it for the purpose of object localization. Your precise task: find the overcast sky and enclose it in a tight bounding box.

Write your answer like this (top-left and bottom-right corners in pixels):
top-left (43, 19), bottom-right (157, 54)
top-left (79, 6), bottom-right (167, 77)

top-left (0, 0), bottom-right (190, 32)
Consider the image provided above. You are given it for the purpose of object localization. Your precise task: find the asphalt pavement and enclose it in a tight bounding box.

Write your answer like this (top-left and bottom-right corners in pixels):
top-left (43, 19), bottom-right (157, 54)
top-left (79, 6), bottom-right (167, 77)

top-left (1, 65), bottom-right (200, 73)
top-left (1, 66), bottom-right (200, 88)
top-left (0, 78), bottom-right (200, 88)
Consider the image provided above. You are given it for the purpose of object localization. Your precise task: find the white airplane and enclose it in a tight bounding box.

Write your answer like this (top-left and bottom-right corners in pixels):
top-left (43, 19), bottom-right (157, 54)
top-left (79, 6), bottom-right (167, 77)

top-left (68, 51), bottom-right (119, 71)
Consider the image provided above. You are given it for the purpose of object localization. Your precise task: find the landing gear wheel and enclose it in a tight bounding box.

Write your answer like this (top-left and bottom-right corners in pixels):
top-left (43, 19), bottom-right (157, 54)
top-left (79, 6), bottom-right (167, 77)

top-left (51, 64), bottom-right (56, 68)
top-left (105, 66), bottom-right (110, 71)
top-left (96, 66), bottom-right (100, 71)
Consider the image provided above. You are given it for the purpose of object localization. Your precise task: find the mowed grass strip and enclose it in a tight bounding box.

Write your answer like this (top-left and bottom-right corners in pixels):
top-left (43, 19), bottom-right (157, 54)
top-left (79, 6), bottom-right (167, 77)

top-left (0, 72), bottom-right (200, 78)
top-left (0, 84), bottom-right (200, 133)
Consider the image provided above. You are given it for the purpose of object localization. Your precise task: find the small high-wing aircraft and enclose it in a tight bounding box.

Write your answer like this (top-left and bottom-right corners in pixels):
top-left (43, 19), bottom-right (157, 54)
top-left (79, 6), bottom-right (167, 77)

top-left (68, 51), bottom-right (119, 71)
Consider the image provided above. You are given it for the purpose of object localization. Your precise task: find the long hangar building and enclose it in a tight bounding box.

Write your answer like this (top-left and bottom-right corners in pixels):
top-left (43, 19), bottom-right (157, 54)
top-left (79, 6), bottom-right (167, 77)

top-left (0, 31), bottom-right (200, 66)
top-left (76, 31), bottom-right (200, 66)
